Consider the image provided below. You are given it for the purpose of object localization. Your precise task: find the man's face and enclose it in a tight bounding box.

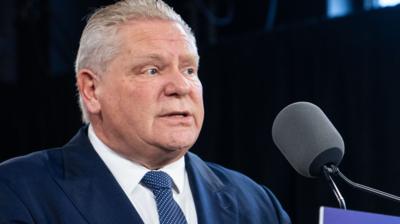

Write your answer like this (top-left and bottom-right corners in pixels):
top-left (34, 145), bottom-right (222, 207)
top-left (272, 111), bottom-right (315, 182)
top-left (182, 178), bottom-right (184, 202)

top-left (91, 20), bottom-right (204, 168)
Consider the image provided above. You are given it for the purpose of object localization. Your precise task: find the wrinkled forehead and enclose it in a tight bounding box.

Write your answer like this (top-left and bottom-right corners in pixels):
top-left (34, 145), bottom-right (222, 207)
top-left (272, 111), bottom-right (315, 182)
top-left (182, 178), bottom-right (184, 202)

top-left (115, 19), bottom-right (198, 60)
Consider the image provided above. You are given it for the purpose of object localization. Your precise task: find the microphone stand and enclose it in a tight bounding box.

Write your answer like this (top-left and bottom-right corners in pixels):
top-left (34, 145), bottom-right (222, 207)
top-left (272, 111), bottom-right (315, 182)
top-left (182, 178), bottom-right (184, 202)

top-left (323, 164), bottom-right (400, 206)
top-left (322, 165), bottom-right (347, 209)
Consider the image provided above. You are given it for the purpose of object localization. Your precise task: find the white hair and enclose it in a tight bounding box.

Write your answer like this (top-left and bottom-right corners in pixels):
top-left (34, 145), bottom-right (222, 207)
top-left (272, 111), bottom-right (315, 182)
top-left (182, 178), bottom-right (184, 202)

top-left (75, 0), bottom-right (197, 123)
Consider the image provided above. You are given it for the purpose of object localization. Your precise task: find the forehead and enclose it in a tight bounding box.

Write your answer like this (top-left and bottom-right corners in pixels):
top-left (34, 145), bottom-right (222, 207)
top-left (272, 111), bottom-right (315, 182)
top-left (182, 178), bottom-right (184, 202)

top-left (116, 20), bottom-right (198, 59)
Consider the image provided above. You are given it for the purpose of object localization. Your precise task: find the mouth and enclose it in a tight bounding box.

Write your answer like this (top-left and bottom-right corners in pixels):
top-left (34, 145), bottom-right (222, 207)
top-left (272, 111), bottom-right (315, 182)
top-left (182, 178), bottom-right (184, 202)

top-left (158, 111), bottom-right (193, 126)
top-left (160, 111), bottom-right (191, 118)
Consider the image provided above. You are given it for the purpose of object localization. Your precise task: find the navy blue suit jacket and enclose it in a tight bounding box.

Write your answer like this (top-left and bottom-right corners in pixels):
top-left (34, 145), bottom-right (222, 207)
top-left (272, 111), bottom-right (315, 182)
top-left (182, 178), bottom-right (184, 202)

top-left (0, 127), bottom-right (291, 223)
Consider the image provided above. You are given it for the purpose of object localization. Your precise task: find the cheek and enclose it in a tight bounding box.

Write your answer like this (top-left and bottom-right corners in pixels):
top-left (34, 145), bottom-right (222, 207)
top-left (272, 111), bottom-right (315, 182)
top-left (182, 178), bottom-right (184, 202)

top-left (191, 82), bottom-right (205, 125)
top-left (123, 86), bottom-right (159, 119)
top-left (99, 80), bottom-right (133, 120)
top-left (98, 83), bottom-right (120, 110)
top-left (193, 80), bottom-right (204, 105)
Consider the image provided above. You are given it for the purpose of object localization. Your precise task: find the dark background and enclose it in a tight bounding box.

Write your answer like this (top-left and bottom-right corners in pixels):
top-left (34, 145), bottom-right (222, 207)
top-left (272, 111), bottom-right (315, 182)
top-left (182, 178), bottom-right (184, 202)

top-left (1, 0), bottom-right (400, 223)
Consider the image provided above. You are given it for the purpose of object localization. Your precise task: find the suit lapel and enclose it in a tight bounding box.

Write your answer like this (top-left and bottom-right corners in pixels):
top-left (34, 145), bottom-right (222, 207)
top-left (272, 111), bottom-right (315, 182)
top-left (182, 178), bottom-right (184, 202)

top-left (50, 127), bottom-right (144, 224)
top-left (49, 127), bottom-right (240, 224)
top-left (185, 153), bottom-right (239, 224)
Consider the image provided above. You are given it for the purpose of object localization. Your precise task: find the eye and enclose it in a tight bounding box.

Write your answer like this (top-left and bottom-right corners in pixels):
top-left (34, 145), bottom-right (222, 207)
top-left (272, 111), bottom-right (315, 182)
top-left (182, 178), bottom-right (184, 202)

top-left (145, 67), bottom-right (158, 76)
top-left (183, 67), bottom-right (197, 76)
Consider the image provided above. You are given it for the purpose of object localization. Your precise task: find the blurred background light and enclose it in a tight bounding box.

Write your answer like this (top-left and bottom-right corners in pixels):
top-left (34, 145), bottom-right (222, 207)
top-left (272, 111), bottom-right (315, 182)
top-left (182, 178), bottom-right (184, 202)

top-left (377, 0), bottom-right (400, 7)
top-left (327, 0), bottom-right (352, 18)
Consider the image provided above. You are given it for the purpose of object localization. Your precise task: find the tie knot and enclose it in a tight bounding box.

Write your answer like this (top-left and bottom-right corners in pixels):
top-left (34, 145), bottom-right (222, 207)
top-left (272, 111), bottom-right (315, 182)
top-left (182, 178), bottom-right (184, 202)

top-left (141, 171), bottom-right (172, 190)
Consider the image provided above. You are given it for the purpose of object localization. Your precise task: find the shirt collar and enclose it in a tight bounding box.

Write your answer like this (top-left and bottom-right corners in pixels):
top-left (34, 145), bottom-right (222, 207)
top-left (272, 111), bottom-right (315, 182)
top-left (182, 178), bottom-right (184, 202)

top-left (88, 125), bottom-right (185, 195)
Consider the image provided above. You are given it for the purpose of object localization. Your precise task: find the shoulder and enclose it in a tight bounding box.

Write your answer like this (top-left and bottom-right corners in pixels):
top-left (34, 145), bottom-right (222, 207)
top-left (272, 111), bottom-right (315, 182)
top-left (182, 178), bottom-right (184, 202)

top-left (186, 152), bottom-right (291, 223)
top-left (187, 152), bottom-right (265, 192)
top-left (207, 161), bottom-right (262, 189)
top-left (0, 148), bottom-right (67, 223)
top-left (0, 148), bottom-right (62, 184)
top-left (206, 160), bottom-right (283, 206)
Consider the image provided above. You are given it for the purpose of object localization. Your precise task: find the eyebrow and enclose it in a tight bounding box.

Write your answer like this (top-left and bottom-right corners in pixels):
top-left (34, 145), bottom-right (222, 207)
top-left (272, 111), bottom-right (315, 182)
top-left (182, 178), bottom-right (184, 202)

top-left (180, 54), bottom-right (199, 66)
top-left (133, 53), bottom-right (199, 66)
top-left (133, 54), bottom-right (164, 62)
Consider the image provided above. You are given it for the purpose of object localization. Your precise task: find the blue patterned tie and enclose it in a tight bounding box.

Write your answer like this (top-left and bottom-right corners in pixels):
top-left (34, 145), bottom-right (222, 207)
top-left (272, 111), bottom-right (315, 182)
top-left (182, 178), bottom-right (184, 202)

top-left (141, 171), bottom-right (188, 224)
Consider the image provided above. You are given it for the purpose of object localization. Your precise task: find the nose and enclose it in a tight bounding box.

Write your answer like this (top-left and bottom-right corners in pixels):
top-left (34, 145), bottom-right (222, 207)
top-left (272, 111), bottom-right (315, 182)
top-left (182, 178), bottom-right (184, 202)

top-left (164, 69), bottom-right (191, 97)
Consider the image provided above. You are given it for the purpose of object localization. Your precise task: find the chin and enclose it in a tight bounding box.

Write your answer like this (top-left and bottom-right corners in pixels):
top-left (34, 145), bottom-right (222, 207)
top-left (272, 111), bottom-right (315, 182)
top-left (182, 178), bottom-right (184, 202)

top-left (161, 131), bottom-right (198, 151)
top-left (163, 142), bottom-right (192, 152)
top-left (155, 145), bottom-right (189, 165)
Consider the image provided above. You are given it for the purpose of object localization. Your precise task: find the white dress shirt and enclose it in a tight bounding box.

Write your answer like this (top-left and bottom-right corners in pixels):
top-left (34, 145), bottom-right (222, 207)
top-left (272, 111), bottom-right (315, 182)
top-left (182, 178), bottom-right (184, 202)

top-left (88, 125), bottom-right (198, 224)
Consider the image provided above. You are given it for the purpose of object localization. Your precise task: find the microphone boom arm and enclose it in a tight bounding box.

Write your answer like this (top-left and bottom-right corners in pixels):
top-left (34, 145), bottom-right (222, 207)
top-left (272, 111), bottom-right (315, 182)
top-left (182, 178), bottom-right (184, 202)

top-left (322, 165), bottom-right (347, 209)
top-left (325, 164), bottom-right (400, 204)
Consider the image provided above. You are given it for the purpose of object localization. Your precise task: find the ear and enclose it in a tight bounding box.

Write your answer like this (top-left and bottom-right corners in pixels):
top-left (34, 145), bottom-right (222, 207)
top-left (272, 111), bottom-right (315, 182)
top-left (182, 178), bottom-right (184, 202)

top-left (76, 69), bottom-right (102, 114)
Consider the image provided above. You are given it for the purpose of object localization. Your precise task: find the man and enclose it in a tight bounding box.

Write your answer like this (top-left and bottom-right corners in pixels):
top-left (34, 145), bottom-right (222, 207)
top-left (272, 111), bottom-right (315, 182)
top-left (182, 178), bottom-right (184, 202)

top-left (0, 0), bottom-right (291, 223)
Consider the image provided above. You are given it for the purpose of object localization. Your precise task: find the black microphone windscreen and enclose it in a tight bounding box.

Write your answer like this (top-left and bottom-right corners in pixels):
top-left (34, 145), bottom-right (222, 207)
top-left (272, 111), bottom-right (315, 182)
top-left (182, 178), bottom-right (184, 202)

top-left (272, 102), bottom-right (345, 178)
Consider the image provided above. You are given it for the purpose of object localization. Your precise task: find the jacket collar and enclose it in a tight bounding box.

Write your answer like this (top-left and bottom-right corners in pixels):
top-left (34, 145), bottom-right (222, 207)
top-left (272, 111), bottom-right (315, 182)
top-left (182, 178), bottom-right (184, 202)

top-left (186, 153), bottom-right (239, 224)
top-left (50, 126), bottom-right (143, 224)
top-left (50, 126), bottom-right (239, 224)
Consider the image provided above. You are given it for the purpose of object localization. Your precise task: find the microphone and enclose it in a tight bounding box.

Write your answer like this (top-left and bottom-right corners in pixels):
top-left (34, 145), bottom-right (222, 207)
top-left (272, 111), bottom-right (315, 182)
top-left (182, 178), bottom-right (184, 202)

top-left (272, 101), bottom-right (344, 178)
top-left (272, 101), bottom-right (400, 209)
